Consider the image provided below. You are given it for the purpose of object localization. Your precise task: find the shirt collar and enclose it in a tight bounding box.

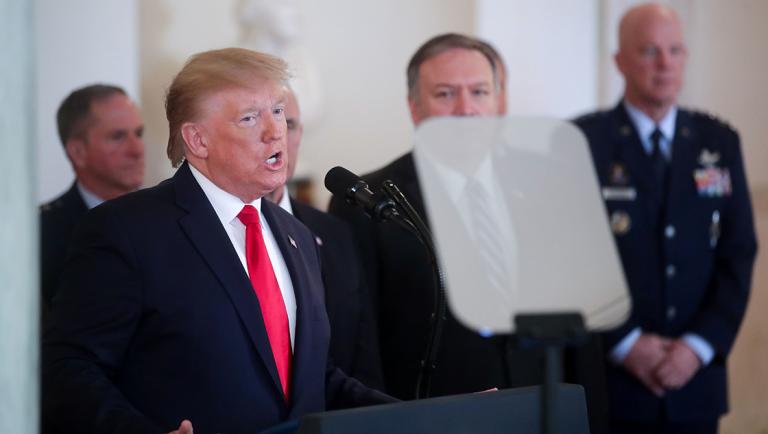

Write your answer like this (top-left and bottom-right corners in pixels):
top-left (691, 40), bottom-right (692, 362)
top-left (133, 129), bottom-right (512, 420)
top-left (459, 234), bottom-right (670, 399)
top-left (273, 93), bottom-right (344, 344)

top-left (623, 100), bottom-right (677, 157)
top-left (76, 182), bottom-right (106, 209)
top-left (277, 190), bottom-right (293, 215)
top-left (189, 163), bottom-right (261, 224)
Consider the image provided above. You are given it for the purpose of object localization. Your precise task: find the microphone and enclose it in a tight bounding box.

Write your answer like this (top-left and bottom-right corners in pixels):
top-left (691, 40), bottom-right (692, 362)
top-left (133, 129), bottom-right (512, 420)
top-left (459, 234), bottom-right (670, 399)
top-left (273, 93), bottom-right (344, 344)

top-left (326, 166), bottom-right (444, 399)
top-left (324, 166), bottom-right (400, 222)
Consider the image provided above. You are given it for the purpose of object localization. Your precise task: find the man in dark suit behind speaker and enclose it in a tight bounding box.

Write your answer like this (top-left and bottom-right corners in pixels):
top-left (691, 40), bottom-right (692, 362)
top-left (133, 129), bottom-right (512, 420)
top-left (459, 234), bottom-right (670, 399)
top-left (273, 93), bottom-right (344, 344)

top-left (266, 87), bottom-right (385, 389)
top-left (40, 84), bottom-right (145, 308)
top-left (328, 33), bottom-right (609, 433)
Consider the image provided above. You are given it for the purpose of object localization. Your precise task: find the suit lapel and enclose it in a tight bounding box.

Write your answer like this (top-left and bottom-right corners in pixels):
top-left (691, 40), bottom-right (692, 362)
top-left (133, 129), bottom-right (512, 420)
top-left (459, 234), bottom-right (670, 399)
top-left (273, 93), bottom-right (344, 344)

top-left (668, 109), bottom-right (698, 208)
top-left (610, 104), bottom-right (665, 220)
top-left (611, 105), bottom-right (657, 198)
top-left (173, 163), bottom-right (285, 399)
top-left (261, 201), bottom-right (318, 410)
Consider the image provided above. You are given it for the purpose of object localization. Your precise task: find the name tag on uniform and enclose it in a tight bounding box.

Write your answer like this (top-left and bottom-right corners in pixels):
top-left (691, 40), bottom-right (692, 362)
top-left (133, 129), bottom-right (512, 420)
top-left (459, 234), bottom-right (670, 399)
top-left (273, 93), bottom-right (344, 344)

top-left (602, 187), bottom-right (637, 201)
top-left (694, 167), bottom-right (731, 197)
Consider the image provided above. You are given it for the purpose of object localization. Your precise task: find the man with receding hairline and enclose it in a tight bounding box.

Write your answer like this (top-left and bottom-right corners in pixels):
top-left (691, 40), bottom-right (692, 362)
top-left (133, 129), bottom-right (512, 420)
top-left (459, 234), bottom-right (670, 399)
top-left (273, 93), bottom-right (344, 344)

top-left (330, 33), bottom-right (506, 402)
top-left (42, 48), bottom-right (392, 434)
top-left (575, 3), bottom-right (757, 433)
top-left (40, 84), bottom-right (145, 308)
top-left (329, 34), bottom-right (609, 434)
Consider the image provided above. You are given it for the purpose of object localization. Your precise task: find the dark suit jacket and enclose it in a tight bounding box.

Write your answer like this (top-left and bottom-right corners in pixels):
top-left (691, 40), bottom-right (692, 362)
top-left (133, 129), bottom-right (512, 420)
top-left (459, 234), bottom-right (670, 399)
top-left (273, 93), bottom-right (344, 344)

top-left (40, 182), bottom-right (88, 306)
top-left (291, 199), bottom-right (385, 389)
top-left (574, 103), bottom-right (758, 422)
top-left (42, 163), bottom-right (391, 434)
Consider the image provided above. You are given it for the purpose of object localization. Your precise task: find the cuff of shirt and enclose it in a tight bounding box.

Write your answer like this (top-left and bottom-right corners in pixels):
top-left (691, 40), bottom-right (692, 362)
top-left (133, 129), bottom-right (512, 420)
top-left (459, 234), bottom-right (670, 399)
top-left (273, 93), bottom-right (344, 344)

top-left (610, 327), bottom-right (642, 364)
top-left (682, 333), bottom-right (715, 366)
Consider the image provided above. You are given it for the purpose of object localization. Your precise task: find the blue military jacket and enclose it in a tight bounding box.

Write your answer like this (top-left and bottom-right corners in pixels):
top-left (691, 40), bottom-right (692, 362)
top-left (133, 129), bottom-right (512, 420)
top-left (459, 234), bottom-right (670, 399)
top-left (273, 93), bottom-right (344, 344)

top-left (574, 102), bottom-right (757, 422)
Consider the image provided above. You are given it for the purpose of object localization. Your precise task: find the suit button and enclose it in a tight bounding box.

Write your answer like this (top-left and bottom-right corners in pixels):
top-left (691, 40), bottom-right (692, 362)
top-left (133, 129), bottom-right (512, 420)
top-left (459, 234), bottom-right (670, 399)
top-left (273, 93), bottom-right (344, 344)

top-left (665, 225), bottom-right (676, 238)
top-left (667, 306), bottom-right (676, 320)
top-left (666, 264), bottom-right (676, 278)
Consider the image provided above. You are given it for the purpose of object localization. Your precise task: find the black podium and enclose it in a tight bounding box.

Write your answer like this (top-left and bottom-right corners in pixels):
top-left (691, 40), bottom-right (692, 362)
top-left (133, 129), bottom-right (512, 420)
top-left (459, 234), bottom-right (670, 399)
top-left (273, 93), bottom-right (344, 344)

top-left (296, 384), bottom-right (589, 434)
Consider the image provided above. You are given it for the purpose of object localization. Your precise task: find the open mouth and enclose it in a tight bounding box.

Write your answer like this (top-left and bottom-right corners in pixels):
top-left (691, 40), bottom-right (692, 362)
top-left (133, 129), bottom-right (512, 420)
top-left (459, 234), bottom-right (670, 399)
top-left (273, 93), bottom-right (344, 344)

top-left (265, 151), bottom-right (282, 167)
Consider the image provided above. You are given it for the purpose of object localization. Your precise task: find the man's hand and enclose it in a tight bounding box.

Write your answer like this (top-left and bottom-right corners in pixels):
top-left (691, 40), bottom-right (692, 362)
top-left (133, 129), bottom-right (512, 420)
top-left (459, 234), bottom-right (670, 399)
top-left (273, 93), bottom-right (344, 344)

top-left (654, 339), bottom-right (701, 391)
top-left (622, 333), bottom-right (672, 397)
top-left (168, 420), bottom-right (193, 434)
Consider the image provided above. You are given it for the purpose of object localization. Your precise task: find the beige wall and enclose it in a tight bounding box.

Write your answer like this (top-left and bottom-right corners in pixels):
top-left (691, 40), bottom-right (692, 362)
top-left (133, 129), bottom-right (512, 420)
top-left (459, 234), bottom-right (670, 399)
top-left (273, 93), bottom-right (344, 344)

top-left (139, 0), bottom-right (476, 206)
top-left (724, 190), bottom-right (768, 434)
top-left (683, 0), bottom-right (768, 191)
top-left (35, 0), bottom-right (139, 203)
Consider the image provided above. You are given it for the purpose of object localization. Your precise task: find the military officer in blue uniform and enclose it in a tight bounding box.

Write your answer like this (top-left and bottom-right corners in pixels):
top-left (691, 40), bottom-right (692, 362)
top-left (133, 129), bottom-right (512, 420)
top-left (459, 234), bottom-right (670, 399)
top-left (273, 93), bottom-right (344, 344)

top-left (574, 4), bottom-right (757, 434)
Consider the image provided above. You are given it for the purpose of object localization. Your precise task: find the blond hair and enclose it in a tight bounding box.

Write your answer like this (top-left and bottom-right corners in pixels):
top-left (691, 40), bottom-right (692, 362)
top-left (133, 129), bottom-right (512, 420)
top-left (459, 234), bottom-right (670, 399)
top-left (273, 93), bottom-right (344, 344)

top-left (165, 47), bottom-right (289, 167)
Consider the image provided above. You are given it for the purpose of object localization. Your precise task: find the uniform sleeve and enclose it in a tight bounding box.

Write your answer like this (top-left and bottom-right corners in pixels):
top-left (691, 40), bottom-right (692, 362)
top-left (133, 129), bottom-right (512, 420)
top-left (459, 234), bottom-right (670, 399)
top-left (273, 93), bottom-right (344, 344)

top-left (687, 128), bottom-right (758, 358)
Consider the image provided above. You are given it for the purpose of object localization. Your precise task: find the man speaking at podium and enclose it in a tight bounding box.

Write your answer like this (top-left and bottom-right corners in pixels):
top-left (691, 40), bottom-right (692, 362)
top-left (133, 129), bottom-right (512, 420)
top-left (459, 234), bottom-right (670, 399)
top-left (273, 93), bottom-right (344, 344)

top-left (42, 48), bottom-right (392, 434)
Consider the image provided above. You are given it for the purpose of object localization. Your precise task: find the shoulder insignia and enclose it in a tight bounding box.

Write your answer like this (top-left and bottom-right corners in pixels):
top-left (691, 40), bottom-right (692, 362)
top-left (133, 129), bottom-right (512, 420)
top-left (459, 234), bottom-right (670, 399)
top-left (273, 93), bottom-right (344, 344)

top-left (698, 149), bottom-right (721, 167)
top-left (685, 107), bottom-right (737, 133)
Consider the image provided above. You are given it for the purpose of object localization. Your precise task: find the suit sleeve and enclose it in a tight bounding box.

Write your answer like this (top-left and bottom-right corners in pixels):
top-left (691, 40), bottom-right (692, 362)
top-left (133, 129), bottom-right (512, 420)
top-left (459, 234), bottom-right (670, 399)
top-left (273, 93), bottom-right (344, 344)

top-left (326, 195), bottom-right (389, 389)
top-left (687, 128), bottom-right (758, 358)
top-left (324, 364), bottom-right (397, 410)
top-left (42, 206), bottom-right (162, 434)
top-left (348, 269), bottom-right (385, 389)
top-left (313, 228), bottom-right (396, 409)
top-left (327, 195), bottom-right (381, 312)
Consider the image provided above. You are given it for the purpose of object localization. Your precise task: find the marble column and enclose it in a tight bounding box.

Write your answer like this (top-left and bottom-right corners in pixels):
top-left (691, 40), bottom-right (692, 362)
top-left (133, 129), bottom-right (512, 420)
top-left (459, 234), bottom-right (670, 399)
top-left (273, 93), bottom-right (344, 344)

top-left (0, 0), bottom-right (38, 432)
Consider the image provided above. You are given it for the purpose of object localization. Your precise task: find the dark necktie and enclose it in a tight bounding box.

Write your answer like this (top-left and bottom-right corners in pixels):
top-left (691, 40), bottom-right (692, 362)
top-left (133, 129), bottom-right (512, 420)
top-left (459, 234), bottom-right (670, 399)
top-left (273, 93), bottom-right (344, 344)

top-left (650, 128), bottom-right (668, 191)
top-left (238, 205), bottom-right (292, 401)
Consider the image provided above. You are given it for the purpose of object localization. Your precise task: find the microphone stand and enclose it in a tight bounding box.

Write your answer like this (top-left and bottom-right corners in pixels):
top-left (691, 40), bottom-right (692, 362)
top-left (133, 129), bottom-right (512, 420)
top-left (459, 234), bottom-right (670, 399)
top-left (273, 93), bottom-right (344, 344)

top-left (381, 180), bottom-right (446, 400)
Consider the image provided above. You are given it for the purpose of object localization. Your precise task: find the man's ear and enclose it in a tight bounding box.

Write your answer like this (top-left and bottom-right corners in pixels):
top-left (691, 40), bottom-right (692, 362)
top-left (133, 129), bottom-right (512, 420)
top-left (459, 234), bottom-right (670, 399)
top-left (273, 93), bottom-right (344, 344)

top-left (407, 95), bottom-right (421, 125)
top-left (65, 138), bottom-right (88, 169)
top-left (181, 122), bottom-right (208, 159)
top-left (614, 51), bottom-right (626, 76)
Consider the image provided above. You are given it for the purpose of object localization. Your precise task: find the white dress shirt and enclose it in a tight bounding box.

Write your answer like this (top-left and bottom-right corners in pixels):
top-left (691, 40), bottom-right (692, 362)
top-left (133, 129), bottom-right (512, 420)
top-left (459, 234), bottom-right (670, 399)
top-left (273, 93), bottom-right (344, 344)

top-left (276, 190), bottom-right (293, 215)
top-left (77, 183), bottom-right (106, 210)
top-left (189, 164), bottom-right (297, 349)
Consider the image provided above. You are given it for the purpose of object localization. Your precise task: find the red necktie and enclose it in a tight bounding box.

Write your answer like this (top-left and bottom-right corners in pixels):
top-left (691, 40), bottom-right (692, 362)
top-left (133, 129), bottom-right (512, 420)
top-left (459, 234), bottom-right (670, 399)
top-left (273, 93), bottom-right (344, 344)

top-left (237, 205), bottom-right (292, 400)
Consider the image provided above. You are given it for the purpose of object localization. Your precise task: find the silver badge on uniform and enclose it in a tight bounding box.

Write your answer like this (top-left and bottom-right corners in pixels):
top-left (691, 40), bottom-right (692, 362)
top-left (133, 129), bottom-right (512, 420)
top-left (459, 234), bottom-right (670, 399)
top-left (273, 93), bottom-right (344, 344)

top-left (710, 210), bottom-right (721, 248)
top-left (602, 187), bottom-right (637, 201)
top-left (698, 149), bottom-right (721, 167)
top-left (610, 211), bottom-right (632, 235)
